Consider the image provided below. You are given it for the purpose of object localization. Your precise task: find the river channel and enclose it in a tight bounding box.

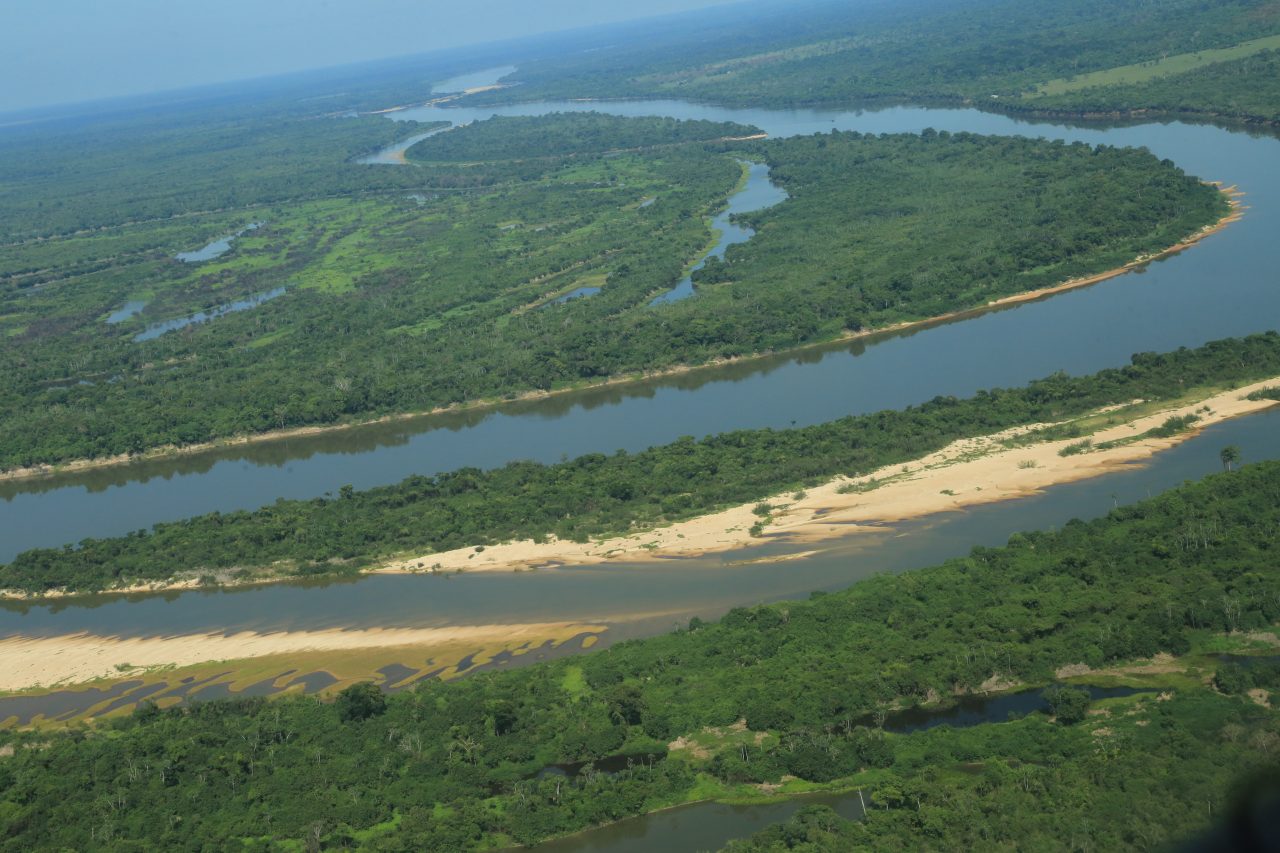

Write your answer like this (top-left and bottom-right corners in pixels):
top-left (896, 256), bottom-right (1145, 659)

top-left (4, 80), bottom-right (1279, 852)
top-left (2, 105), bottom-right (1278, 560)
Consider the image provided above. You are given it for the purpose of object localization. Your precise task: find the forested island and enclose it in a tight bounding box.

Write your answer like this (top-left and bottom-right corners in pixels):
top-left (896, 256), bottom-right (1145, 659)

top-left (0, 115), bottom-right (1227, 472)
top-left (2, 462), bottom-right (1277, 849)
top-left (5, 1), bottom-right (1280, 850)
top-left (4, 332), bottom-right (1277, 595)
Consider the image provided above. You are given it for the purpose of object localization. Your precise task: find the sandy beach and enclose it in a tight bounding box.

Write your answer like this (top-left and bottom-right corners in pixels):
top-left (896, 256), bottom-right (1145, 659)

top-left (0, 621), bottom-right (603, 692)
top-left (0, 192), bottom-right (1241, 485)
top-left (373, 376), bottom-right (1280, 576)
top-left (3, 378), bottom-right (1274, 693)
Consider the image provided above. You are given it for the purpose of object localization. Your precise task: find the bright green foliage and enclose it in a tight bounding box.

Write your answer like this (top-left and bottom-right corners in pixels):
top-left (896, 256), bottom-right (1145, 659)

top-left (704, 130), bottom-right (1224, 332)
top-left (1, 462), bottom-right (1279, 849)
top-left (0, 117), bottom-right (1223, 471)
top-left (6, 331), bottom-right (1279, 594)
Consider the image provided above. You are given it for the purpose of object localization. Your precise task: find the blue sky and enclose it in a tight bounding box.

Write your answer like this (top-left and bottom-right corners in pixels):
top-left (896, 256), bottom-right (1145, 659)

top-left (0, 0), bottom-right (737, 112)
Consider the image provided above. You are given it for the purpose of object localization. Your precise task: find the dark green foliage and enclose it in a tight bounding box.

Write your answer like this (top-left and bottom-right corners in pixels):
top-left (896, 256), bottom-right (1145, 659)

top-left (475, 0), bottom-right (1280, 109)
top-left (7, 331), bottom-right (1279, 593)
top-left (2, 462), bottom-right (1279, 849)
top-left (1150, 414), bottom-right (1201, 438)
top-left (1042, 685), bottom-right (1091, 724)
top-left (336, 682), bottom-right (388, 722)
top-left (408, 112), bottom-right (758, 162)
top-left (1215, 663), bottom-right (1253, 695)
top-left (0, 120), bottom-right (1223, 471)
top-left (1014, 49), bottom-right (1280, 125)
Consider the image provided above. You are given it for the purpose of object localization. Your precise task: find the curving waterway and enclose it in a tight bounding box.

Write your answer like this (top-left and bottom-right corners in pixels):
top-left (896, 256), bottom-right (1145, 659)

top-left (2, 104), bottom-right (1277, 562)
top-left (4, 93), bottom-right (1280, 851)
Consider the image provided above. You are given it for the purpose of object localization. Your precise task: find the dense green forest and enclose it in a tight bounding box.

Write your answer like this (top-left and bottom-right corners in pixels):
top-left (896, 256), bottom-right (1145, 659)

top-left (1012, 49), bottom-right (1280, 126)
top-left (407, 112), bottom-right (759, 162)
top-left (2, 462), bottom-right (1277, 849)
top-left (0, 119), bottom-right (1225, 472)
top-left (5, 331), bottom-right (1278, 595)
top-left (469, 0), bottom-right (1280, 111)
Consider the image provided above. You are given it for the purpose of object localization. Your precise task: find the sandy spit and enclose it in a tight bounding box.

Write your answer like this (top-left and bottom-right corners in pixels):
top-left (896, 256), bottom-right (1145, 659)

top-left (0, 622), bottom-right (603, 692)
top-left (372, 376), bottom-right (1280, 576)
top-left (0, 195), bottom-right (1241, 485)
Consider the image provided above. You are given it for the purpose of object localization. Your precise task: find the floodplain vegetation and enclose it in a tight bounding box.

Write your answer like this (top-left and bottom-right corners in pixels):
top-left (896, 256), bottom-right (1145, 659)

top-left (1, 462), bottom-right (1277, 849)
top-left (0, 112), bottom-right (1225, 472)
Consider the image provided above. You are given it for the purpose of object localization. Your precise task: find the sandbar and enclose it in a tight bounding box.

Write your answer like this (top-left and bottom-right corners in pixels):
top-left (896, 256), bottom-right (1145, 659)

top-left (0, 621), bottom-right (603, 693)
top-left (373, 376), bottom-right (1280, 575)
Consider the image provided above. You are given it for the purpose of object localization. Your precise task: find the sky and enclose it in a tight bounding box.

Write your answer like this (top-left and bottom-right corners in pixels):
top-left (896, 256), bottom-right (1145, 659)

top-left (0, 0), bottom-right (738, 113)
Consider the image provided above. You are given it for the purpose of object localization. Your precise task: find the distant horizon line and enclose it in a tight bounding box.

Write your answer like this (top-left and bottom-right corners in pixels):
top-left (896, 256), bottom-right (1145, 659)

top-left (0, 0), bottom-right (759, 122)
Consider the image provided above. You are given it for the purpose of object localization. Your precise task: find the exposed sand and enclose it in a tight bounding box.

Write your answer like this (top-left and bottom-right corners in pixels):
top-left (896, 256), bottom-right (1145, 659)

top-left (374, 377), bottom-right (1280, 575)
top-left (0, 193), bottom-right (1241, 485)
top-left (0, 621), bottom-right (603, 692)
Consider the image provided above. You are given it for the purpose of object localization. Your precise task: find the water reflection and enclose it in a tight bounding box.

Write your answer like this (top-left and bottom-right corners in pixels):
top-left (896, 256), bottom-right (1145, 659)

top-left (133, 286), bottom-right (286, 342)
top-left (174, 223), bottom-right (260, 263)
top-left (3, 104), bottom-right (1279, 563)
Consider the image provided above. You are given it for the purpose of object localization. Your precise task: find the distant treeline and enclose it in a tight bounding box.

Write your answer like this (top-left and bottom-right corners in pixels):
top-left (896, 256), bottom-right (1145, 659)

top-left (1011, 49), bottom-right (1280, 126)
top-left (408, 112), bottom-right (759, 162)
top-left (468, 0), bottom-right (1280, 109)
top-left (6, 331), bottom-right (1279, 594)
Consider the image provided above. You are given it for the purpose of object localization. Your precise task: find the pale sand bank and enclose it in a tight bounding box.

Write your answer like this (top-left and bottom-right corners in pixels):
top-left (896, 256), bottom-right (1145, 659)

top-left (0, 621), bottom-right (603, 692)
top-left (374, 377), bottom-right (1280, 576)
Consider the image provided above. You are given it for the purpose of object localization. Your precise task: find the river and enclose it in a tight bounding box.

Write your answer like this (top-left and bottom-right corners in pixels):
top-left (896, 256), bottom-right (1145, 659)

top-left (3, 89), bottom-right (1278, 852)
top-left (2, 108), bottom-right (1278, 559)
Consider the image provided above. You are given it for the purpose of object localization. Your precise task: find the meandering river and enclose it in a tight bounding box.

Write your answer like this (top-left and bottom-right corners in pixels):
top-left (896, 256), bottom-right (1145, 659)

top-left (3, 89), bottom-right (1279, 851)
top-left (2, 105), bottom-right (1276, 562)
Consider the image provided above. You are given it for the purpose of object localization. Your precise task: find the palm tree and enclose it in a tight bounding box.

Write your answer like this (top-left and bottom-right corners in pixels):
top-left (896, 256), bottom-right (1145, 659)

top-left (1220, 445), bottom-right (1241, 472)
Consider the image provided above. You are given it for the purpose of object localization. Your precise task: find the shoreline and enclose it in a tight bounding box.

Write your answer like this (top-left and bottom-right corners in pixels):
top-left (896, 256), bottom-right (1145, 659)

top-left (0, 621), bottom-right (605, 693)
top-left (0, 196), bottom-right (1242, 486)
top-left (365, 376), bottom-right (1279, 576)
top-left (7, 371), bottom-right (1275, 604)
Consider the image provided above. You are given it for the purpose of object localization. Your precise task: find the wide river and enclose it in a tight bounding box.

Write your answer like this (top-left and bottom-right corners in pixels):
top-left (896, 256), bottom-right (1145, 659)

top-left (4, 87), bottom-right (1280, 852)
top-left (2, 106), bottom-right (1278, 562)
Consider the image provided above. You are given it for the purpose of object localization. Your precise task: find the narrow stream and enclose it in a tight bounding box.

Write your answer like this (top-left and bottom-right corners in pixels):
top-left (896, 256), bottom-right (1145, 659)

top-left (649, 160), bottom-right (788, 305)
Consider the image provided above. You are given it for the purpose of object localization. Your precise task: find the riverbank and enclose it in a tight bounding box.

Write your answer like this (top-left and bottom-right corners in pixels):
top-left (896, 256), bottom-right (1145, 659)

top-left (0, 620), bottom-right (604, 693)
top-left (370, 375), bottom-right (1279, 576)
top-left (0, 194), bottom-right (1242, 486)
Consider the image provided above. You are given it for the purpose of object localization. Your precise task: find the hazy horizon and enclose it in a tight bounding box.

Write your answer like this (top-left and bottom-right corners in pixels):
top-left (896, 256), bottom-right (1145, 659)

top-left (0, 0), bottom-right (741, 113)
